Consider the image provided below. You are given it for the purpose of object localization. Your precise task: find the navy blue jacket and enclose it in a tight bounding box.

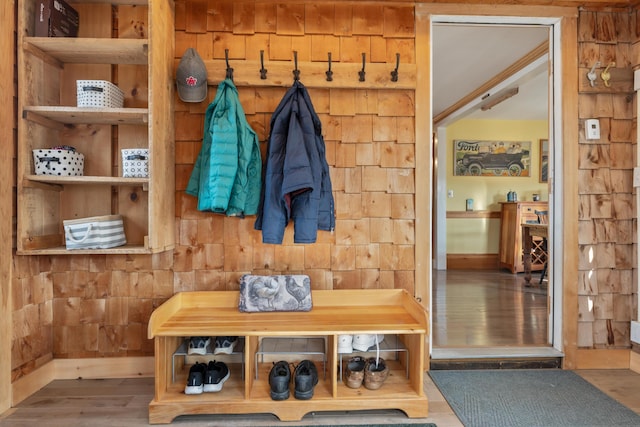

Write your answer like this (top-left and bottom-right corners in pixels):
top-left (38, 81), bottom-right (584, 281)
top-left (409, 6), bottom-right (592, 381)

top-left (255, 81), bottom-right (335, 243)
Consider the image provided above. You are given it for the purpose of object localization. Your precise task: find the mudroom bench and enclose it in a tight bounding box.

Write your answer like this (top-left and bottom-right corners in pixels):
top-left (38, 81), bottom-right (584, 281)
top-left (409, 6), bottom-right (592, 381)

top-left (147, 289), bottom-right (429, 424)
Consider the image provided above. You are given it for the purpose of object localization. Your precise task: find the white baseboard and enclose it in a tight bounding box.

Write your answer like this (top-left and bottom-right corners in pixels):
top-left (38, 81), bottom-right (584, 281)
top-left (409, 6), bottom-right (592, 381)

top-left (12, 357), bottom-right (154, 406)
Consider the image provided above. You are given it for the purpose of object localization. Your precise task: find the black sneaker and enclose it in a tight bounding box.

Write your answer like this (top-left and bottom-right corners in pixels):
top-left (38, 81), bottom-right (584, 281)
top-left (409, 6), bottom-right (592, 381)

top-left (203, 360), bottom-right (230, 392)
top-left (187, 336), bottom-right (210, 355)
top-left (184, 362), bottom-right (206, 395)
top-left (293, 359), bottom-right (319, 400)
top-left (269, 360), bottom-right (291, 400)
top-left (214, 336), bottom-right (238, 355)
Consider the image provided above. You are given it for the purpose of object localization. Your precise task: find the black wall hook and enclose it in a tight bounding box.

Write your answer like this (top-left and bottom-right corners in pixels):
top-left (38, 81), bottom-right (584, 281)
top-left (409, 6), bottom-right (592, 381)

top-left (391, 53), bottom-right (400, 82)
top-left (358, 52), bottom-right (366, 82)
top-left (326, 52), bottom-right (333, 82)
top-left (292, 51), bottom-right (300, 81)
top-left (224, 49), bottom-right (234, 81)
top-left (259, 50), bottom-right (267, 80)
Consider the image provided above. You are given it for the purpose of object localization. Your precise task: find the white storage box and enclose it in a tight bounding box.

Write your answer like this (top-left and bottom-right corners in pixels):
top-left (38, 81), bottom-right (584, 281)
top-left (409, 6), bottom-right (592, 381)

top-left (33, 148), bottom-right (84, 176)
top-left (121, 149), bottom-right (149, 178)
top-left (76, 80), bottom-right (125, 108)
top-left (63, 215), bottom-right (127, 250)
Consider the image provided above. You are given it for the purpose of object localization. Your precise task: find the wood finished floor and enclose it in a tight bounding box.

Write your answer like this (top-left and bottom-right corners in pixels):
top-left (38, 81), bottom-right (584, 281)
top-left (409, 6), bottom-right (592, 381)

top-left (2, 270), bottom-right (639, 426)
top-left (1, 371), bottom-right (639, 426)
top-left (432, 269), bottom-right (548, 347)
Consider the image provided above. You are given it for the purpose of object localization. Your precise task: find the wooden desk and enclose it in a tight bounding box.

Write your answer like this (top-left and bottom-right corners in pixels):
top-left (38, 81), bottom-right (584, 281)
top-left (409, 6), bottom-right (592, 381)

top-left (499, 202), bottom-right (548, 273)
top-left (522, 223), bottom-right (548, 286)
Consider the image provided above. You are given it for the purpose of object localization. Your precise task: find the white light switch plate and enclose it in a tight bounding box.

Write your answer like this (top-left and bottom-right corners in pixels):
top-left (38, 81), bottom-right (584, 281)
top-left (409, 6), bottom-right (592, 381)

top-left (632, 321), bottom-right (640, 344)
top-left (585, 119), bottom-right (600, 140)
top-left (634, 168), bottom-right (640, 187)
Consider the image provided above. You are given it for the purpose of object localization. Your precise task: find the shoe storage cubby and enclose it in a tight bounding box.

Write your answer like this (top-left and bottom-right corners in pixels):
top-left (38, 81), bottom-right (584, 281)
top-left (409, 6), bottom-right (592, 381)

top-left (172, 337), bottom-right (245, 383)
top-left (16, 0), bottom-right (175, 254)
top-left (148, 289), bottom-right (429, 424)
top-left (255, 337), bottom-right (327, 379)
top-left (338, 334), bottom-right (410, 381)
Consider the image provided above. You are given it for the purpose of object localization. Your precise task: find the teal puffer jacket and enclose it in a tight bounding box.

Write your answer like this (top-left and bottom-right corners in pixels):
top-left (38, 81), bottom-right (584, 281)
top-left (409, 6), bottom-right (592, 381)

top-left (186, 79), bottom-right (261, 216)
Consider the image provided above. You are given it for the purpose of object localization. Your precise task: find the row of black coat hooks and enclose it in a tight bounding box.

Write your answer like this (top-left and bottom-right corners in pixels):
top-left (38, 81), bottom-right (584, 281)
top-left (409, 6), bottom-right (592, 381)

top-left (223, 49), bottom-right (402, 83)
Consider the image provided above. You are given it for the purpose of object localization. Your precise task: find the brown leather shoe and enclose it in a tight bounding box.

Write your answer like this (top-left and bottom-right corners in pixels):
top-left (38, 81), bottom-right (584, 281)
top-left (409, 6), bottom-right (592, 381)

top-left (364, 357), bottom-right (389, 390)
top-left (344, 356), bottom-right (365, 388)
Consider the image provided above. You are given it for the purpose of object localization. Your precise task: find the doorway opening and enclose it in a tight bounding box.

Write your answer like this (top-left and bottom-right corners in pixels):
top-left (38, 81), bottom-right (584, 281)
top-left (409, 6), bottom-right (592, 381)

top-left (429, 15), bottom-right (563, 361)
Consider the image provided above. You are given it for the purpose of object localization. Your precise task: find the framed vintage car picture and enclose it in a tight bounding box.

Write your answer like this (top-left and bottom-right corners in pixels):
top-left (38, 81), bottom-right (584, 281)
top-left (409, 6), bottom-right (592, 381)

top-left (454, 139), bottom-right (531, 177)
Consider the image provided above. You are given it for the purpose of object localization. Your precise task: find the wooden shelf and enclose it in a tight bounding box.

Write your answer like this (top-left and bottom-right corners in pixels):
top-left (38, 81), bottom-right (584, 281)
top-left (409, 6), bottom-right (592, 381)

top-left (17, 243), bottom-right (152, 256)
top-left (23, 106), bottom-right (149, 126)
top-left (66, 0), bottom-right (148, 5)
top-left (24, 175), bottom-right (149, 187)
top-left (24, 37), bottom-right (148, 65)
top-left (447, 210), bottom-right (501, 219)
top-left (147, 289), bottom-right (429, 424)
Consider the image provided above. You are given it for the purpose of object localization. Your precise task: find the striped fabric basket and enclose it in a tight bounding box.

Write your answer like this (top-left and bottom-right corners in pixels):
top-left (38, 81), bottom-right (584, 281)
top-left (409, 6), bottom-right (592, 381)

top-left (63, 215), bottom-right (127, 250)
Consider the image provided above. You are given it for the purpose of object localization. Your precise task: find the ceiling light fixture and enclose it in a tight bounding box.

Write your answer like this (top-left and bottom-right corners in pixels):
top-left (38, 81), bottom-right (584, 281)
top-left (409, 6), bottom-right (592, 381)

top-left (480, 87), bottom-right (519, 111)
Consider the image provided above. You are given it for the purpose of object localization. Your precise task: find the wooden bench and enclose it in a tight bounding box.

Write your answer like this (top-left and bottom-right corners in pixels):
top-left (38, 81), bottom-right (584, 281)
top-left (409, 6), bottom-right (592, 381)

top-left (148, 289), bottom-right (429, 424)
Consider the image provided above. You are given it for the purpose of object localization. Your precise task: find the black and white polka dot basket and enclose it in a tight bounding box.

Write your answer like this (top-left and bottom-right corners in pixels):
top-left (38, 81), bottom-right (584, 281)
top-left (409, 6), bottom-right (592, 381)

top-left (121, 149), bottom-right (149, 178)
top-left (33, 148), bottom-right (84, 176)
top-left (76, 80), bottom-right (124, 108)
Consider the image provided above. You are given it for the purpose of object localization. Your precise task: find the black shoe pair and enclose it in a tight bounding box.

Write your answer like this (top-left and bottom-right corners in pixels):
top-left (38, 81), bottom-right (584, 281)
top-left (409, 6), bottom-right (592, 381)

top-left (184, 360), bottom-right (230, 395)
top-left (269, 360), bottom-right (318, 400)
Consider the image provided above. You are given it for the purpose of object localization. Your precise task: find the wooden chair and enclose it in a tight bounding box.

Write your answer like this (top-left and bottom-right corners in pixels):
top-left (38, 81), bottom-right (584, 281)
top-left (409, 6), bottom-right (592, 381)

top-left (535, 210), bottom-right (548, 284)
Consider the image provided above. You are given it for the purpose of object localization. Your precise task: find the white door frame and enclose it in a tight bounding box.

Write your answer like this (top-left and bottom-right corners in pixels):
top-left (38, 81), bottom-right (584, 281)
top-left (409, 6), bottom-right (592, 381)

top-left (428, 14), bottom-right (564, 357)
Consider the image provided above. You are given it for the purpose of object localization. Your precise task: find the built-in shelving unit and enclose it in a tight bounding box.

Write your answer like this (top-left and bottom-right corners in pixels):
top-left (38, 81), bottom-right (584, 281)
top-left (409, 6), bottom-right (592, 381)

top-left (17, 0), bottom-right (175, 255)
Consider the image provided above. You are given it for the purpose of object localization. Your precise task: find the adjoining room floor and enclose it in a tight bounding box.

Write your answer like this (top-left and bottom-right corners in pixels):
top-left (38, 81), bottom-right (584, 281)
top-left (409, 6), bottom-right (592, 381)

top-left (432, 269), bottom-right (548, 348)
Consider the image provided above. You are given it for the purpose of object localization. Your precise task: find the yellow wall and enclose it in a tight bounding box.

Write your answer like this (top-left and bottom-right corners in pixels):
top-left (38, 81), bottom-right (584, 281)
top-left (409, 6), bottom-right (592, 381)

top-left (446, 118), bottom-right (548, 254)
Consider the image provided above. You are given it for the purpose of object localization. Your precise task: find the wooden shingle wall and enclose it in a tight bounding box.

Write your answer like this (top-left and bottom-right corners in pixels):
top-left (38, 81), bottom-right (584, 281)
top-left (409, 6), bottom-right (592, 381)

top-left (576, 9), bottom-right (638, 349)
top-left (9, 2), bottom-right (640, 381)
top-left (12, 257), bottom-right (53, 379)
top-left (10, 0), bottom-right (417, 379)
top-left (174, 0), bottom-right (417, 292)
